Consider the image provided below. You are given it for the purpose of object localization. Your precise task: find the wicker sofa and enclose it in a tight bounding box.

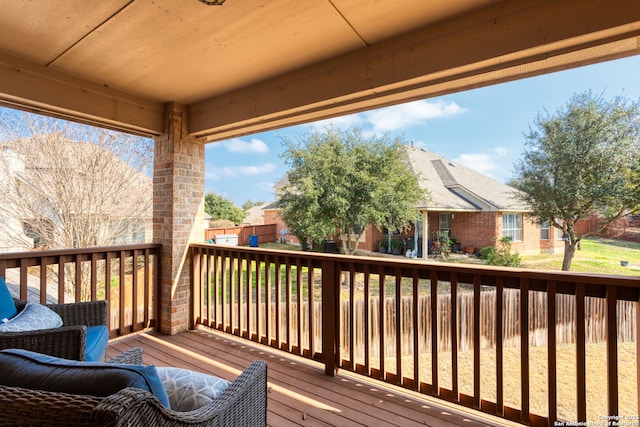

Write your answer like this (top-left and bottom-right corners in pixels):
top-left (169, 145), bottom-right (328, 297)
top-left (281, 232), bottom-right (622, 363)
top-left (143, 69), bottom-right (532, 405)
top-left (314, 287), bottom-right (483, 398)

top-left (0, 298), bottom-right (108, 361)
top-left (0, 348), bottom-right (268, 427)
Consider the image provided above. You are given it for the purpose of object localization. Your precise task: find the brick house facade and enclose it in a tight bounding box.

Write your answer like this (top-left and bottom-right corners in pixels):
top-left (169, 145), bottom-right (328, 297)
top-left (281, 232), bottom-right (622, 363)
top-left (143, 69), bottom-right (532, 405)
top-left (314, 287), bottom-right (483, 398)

top-left (267, 146), bottom-right (565, 257)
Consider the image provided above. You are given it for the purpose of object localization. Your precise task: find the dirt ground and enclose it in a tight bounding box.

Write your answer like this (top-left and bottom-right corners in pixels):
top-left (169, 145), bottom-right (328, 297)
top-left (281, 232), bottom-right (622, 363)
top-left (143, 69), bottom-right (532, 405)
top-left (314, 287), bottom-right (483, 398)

top-left (371, 342), bottom-right (638, 423)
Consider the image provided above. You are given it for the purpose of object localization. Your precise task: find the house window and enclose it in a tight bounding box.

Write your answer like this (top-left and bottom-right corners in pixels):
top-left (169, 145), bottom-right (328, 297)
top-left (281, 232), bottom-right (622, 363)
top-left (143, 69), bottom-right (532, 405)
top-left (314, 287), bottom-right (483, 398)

top-left (540, 221), bottom-right (550, 240)
top-left (439, 213), bottom-right (451, 233)
top-left (503, 213), bottom-right (522, 241)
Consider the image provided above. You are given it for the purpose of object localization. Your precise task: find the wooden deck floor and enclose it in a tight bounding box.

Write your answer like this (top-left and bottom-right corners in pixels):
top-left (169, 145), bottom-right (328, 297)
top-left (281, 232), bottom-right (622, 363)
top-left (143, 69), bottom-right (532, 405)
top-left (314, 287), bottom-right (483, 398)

top-left (107, 327), bottom-right (520, 427)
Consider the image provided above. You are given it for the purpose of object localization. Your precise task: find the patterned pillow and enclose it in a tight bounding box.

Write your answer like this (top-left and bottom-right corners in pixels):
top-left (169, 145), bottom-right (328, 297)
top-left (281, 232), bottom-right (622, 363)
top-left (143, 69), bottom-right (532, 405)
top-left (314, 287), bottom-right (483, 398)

top-left (0, 302), bottom-right (63, 332)
top-left (156, 367), bottom-right (230, 412)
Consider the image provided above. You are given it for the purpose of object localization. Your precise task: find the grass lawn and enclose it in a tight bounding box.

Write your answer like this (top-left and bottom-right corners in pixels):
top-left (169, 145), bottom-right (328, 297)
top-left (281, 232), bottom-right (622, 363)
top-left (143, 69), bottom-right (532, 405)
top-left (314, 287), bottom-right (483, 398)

top-left (259, 238), bottom-right (640, 276)
top-left (519, 237), bottom-right (640, 276)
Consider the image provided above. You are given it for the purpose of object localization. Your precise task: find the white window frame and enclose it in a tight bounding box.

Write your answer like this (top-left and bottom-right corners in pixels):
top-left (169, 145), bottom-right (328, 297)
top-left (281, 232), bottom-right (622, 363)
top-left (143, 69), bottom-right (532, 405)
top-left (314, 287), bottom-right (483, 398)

top-left (502, 213), bottom-right (523, 242)
top-left (540, 220), bottom-right (550, 240)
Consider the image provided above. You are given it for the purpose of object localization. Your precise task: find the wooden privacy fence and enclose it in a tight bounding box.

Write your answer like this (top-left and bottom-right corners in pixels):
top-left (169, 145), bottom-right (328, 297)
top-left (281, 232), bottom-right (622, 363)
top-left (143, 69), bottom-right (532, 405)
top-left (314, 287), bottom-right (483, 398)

top-left (340, 290), bottom-right (637, 357)
top-left (204, 224), bottom-right (276, 246)
top-left (190, 244), bottom-right (640, 426)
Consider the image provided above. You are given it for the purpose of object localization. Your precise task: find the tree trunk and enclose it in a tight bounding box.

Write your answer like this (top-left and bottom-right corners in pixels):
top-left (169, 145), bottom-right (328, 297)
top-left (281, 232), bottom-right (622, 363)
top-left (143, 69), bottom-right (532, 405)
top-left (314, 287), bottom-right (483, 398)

top-left (561, 241), bottom-right (577, 271)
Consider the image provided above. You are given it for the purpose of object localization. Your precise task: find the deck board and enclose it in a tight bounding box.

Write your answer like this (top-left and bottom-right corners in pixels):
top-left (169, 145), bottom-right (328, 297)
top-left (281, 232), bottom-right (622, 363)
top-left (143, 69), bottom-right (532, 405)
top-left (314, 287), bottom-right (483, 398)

top-left (107, 327), bottom-right (519, 427)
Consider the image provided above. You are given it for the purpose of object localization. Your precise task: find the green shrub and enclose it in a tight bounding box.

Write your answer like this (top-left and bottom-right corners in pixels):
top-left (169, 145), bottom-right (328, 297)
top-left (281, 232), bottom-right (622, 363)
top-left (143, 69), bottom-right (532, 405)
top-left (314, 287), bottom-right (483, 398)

top-left (483, 237), bottom-right (521, 267)
top-left (478, 246), bottom-right (496, 260)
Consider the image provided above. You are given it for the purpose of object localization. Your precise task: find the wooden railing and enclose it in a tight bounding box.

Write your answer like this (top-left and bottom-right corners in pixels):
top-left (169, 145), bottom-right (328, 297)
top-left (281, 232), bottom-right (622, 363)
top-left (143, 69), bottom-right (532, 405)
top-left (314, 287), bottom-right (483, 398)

top-left (190, 243), bottom-right (640, 426)
top-left (0, 244), bottom-right (161, 338)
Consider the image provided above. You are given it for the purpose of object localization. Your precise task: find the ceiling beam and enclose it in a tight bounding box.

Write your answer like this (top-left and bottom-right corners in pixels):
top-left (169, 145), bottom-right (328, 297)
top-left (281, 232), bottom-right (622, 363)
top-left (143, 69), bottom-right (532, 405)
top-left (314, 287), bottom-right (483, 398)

top-left (0, 52), bottom-right (165, 136)
top-left (189, 0), bottom-right (640, 142)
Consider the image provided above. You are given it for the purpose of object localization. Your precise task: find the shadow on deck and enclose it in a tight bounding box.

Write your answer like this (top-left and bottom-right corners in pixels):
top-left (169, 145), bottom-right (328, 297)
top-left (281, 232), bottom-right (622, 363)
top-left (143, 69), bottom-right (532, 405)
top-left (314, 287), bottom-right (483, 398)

top-left (107, 328), bottom-right (519, 427)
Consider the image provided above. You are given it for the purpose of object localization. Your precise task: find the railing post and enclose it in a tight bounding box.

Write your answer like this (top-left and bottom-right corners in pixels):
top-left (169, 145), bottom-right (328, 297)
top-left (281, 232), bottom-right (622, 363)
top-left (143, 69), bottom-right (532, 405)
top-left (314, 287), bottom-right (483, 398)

top-left (322, 258), bottom-right (340, 376)
top-left (190, 246), bottom-right (201, 330)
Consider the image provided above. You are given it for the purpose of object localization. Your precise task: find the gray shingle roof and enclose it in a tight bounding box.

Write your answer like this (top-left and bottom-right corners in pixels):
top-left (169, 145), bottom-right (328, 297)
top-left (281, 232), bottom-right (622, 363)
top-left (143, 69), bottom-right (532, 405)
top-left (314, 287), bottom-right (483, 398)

top-left (406, 146), bottom-right (528, 212)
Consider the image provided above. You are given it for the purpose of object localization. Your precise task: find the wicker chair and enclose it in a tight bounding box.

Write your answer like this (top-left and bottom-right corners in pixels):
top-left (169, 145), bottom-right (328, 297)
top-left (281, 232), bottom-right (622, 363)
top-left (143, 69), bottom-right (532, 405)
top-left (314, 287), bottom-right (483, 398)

top-left (0, 299), bottom-right (108, 361)
top-left (0, 348), bottom-right (268, 427)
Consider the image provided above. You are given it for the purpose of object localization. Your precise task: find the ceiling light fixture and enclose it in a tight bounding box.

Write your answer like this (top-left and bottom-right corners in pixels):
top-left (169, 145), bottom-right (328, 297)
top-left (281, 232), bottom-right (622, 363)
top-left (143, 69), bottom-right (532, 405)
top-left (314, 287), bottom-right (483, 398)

top-left (198, 0), bottom-right (226, 4)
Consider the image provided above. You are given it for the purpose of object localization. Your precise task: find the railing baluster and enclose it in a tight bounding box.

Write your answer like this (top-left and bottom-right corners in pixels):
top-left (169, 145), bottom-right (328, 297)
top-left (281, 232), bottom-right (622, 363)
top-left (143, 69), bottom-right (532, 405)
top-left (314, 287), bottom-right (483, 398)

top-left (430, 270), bottom-right (439, 396)
top-left (58, 255), bottom-right (65, 303)
top-left (90, 252), bottom-right (98, 302)
top-left (131, 250), bottom-right (139, 330)
top-left (39, 256), bottom-right (48, 304)
top-left (547, 280), bottom-right (557, 424)
top-left (307, 264), bottom-right (314, 357)
top-left (520, 278), bottom-right (530, 424)
top-left (275, 256), bottom-right (281, 349)
top-left (395, 268), bottom-right (402, 384)
top-left (451, 272), bottom-right (458, 401)
top-left (364, 264), bottom-right (371, 375)
top-left (346, 264), bottom-right (354, 369)
top-left (296, 259), bottom-right (302, 355)
top-left (473, 274), bottom-right (481, 409)
top-left (285, 259), bottom-right (292, 351)
top-left (576, 283), bottom-right (586, 421)
top-left (606, 286), bottom-right (619, 416)
top-left (119, 250), bottom-right (125, 333)
top-left (380, 270), bottom-right (386, 380)
top-left (264, 255), bottom-right (271, 346)
top-left (236, 254), bottom-right (242, 336)
top-left (496, 275), bottom-right (504, 416)
top-left (256, 254), bottom-right (263, 343)
top-left (412, 269), bottom-right (419, 391)
top-left (246, 254), bottom-right (253, 340)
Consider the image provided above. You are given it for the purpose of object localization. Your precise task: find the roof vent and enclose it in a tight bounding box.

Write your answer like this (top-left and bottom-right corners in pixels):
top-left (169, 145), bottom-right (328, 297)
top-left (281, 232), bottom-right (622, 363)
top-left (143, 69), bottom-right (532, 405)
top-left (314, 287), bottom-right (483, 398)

top-left (448, 161), bottom-right (456, 167)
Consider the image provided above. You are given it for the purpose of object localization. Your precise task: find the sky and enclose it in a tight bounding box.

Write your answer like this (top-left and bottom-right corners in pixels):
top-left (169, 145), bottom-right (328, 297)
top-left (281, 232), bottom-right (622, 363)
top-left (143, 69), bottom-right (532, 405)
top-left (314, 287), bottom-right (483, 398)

top-left (206, 55), bottom-right (640, 206)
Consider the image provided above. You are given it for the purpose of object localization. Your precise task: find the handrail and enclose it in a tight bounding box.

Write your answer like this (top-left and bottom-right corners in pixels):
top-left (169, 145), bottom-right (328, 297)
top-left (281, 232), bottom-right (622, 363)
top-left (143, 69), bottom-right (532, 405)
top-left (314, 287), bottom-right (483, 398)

top-left (0, 243), bottom-right (161, 338)
top-left (190, 243), bottom-right (640, 426)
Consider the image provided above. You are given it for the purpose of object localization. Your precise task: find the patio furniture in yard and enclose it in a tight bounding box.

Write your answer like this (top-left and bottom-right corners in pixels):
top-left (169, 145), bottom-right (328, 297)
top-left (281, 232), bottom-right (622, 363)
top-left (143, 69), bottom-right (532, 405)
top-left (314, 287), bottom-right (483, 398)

top-left (0, 347), bottom-right (268, 427)
top-left (0, 277), bottom-right (108, 361)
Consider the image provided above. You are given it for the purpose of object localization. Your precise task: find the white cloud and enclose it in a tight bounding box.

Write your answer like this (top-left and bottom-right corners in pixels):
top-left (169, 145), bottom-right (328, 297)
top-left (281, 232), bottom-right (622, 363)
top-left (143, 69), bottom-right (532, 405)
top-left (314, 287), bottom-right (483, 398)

top-left (366, 99), bottom-right (467, 132)
top-left (453, 148), bottom-right (508, 176)
top-left (214, 137), bottom-right (269, 154)
top-left (205, 163), bottom-right (277, 179)
top-left (453, 153), bottom-right (497, 175)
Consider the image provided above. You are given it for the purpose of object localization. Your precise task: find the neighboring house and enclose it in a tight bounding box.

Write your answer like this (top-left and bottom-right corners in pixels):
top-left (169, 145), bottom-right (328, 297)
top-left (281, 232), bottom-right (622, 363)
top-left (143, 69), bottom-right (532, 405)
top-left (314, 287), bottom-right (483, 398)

top-left (269, 145), bottom-right (565, 256)
top-left (242, 202), bottom-right (270, 226)
top-left (0, 136), bottom-right (152, 252)
top-left (393, 146), bottom-right (564, 256)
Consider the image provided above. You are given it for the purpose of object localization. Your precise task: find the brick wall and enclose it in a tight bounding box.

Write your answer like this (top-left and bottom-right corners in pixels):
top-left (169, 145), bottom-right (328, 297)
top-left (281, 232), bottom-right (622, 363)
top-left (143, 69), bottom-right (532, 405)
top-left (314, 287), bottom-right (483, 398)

top-left (264, 208), bottom-right (301, 245)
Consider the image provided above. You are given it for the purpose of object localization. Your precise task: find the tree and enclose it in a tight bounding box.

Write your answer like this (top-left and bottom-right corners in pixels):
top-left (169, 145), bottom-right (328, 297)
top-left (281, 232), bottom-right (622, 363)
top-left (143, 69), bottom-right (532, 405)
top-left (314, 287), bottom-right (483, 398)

top-left (512, 91), bottom-right (640, 270)
top-left (204, 193), bottom-right (245, 225)
top-left (0, 109), bottom-right (153, 252)
top-left (278, 126), bottom-right (427, 254)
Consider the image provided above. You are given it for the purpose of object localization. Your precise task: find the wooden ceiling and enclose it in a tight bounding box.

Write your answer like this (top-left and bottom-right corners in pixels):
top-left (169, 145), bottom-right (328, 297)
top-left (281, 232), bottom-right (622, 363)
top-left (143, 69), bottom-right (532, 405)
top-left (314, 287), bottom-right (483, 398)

top-left (0, 0), bottom-right (638, 141)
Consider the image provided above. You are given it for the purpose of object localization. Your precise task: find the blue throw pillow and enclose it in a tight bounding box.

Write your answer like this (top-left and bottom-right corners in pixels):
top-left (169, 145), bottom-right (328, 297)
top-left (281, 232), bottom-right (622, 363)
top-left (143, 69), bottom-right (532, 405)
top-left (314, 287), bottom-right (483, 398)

top-left (0, 302), bottom-right (63, 332)
top-left (0, 349), bottom-right (170, 408)
top-left (0, 277), bottom-right (17, 322)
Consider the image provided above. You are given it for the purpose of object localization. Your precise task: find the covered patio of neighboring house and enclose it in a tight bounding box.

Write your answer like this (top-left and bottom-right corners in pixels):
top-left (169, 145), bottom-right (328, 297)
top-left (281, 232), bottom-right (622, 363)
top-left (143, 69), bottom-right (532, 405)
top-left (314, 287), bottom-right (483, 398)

top-left (408, 146), bottom-right (565, 258)
top-left (0, 1), bottom-right (638, 425)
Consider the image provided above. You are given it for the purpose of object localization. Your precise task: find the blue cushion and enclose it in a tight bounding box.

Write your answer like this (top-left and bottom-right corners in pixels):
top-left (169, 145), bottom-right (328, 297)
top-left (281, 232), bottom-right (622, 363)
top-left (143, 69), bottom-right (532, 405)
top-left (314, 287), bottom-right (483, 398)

top-left (0, 349), bottom-right (170, 408)
top-left (85, 325), bottom-right (109, 362)
top-left (0, 277), bottom-right (17, 322)
top-left (0, 302), bottom-right (63, 332)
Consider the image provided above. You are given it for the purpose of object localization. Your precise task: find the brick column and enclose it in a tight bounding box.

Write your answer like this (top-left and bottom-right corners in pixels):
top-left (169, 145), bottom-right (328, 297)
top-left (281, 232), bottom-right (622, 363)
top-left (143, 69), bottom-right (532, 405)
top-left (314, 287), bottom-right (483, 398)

top-left (153, 103), bottom-right (205, 334)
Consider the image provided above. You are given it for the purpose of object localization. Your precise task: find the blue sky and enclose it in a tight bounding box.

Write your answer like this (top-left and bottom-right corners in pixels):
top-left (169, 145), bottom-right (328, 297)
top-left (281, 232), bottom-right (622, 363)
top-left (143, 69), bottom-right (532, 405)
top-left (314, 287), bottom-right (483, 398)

top-left (206, 55), bottom-right (640, 206)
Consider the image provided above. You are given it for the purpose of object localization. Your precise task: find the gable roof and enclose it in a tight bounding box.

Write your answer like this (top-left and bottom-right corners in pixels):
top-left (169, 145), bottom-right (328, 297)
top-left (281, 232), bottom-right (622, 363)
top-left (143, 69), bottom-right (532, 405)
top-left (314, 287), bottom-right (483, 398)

top-left (405, 146), bottom-right (528, 212)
